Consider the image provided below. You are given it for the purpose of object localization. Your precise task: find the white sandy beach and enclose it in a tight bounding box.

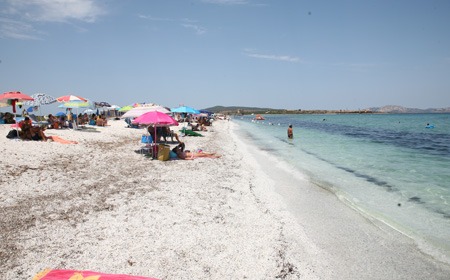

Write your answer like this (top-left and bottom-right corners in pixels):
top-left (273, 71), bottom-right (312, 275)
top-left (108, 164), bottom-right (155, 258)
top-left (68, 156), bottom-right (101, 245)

top-left (1, 119), bottom-right (450, 280)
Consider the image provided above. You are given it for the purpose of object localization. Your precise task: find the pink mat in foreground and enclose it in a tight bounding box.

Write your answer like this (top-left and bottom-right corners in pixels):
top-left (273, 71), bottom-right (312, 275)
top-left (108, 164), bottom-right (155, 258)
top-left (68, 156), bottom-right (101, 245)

top-left (33, 269), bottom-right (159, 280)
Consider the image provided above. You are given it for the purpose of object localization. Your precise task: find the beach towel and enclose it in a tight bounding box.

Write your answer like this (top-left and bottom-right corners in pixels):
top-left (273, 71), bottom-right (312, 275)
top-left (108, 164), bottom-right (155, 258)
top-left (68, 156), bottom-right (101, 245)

top-left (179, 128), bottom-right (203, 137)
top-left (48, 136), bottom-right (78, 144)
top-left (33, 269), bottom-right (159, 280)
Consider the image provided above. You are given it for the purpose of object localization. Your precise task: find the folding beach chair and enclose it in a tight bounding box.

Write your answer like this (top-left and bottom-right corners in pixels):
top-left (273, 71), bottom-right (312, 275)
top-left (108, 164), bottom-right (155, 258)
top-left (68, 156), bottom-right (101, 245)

top-left (140, 135), bottom-right (156, 157)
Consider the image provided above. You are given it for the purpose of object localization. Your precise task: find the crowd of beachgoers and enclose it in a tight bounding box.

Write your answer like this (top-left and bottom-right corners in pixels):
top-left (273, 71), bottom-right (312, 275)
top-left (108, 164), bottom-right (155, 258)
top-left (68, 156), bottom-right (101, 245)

top-left (2, 107), bottom-right (450, 279)
top-left (0, 107), bottom-right (226, 160)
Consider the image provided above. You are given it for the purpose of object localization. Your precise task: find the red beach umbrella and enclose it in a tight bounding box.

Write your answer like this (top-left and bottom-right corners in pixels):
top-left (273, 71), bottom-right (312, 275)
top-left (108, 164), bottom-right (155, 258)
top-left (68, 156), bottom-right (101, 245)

top-left (0, 91), bottom-right (34, 113)
top-left (56, 94), bottom-right (87, 102)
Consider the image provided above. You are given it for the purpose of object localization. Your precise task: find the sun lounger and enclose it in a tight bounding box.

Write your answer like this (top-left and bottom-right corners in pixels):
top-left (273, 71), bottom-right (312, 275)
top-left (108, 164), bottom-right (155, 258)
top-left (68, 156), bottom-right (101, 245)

top-left (28, 114), bottom-right (49, 126)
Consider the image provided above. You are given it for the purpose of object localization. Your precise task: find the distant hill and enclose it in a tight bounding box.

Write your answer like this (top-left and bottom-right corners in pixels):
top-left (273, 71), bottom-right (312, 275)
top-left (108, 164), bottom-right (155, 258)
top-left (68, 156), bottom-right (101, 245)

top-left (203, 106), bottom-right (280, 114)
top-left (203, 105), bottom-right (450, 115)
top-left (367, 105), bottom-right (450, 114)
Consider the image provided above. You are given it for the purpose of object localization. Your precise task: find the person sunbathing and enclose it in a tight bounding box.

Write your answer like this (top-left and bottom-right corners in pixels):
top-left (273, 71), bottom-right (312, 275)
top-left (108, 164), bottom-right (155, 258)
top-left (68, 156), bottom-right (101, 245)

top-left (34, 126), bottom-right (78, 144)
top-left (172, 142), bottom-right (220, 160)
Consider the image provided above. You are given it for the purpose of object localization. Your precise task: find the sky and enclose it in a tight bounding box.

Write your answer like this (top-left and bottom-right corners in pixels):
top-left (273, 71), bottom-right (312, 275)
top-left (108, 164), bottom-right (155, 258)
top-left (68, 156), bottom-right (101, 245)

top-left (1, 0), bottom-right (449, 111)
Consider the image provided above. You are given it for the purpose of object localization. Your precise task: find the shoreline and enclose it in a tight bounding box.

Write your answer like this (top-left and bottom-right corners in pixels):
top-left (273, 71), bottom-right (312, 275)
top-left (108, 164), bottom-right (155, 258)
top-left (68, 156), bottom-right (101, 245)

top-left (1, 120), bottom-right (449, 279)
top-left (232, 120), bottom-right (450, 278)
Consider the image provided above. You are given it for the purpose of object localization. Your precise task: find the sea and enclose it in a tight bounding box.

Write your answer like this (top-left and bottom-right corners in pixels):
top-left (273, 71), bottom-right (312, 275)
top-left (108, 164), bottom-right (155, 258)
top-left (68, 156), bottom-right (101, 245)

top-left (233, 113), bottom-right (450, 262)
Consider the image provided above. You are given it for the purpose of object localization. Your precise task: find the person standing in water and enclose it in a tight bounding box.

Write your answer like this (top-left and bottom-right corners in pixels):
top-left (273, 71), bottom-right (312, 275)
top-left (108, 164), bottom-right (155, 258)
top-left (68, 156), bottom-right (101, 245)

top-left (287, 124), bottom-right (293, 139)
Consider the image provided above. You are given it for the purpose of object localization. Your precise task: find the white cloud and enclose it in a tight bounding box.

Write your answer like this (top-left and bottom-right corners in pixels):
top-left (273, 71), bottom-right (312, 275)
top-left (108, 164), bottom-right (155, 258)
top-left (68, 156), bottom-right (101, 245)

top-left (201, 0), bottom-right (248, 5)
top-left (0, 0), bottom-right (106, 39)
top-left (140, 15), bottom-right (206, 35)
top-left (245, 51), bottom-right (300, 63)
top-left (182, 23), bottom-right (206, 35)
top-left (4, 0), bottom-right (106, 23)
top-left (0, 18), bottom-right (43, 40)
top-left (138, 15), bottom-right (173, 22)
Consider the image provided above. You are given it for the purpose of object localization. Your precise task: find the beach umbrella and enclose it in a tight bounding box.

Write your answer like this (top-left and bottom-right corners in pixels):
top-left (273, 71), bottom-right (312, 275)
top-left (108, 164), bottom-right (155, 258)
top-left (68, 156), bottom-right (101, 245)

top-left (199, 109), bottom-right (213, 116)
top-left (118, 105), bottom-right (133, 112)
top-left (132, 111), bottom-right (179, 126)
top-left (58, 101), bottom-right (91, 109)
top-left (83, 109), bottom-right (95, 114)
top-left (55, 112), bottom-right (66, 117)
top-left (94, 101), bottom-right (111, 108)
top-left (121, 106), bottom-right (171, 119)
top-left (0, 91), bottom-right (34, 113)
top-left (107, 105), bottom-right (121, 117)
top-left (23, 93), bottom-right (57, 118)
top-left (0, 91), bottom-right (34, 137)
top-left (23, 93), bottom-right (56, 107)
top-left (132, 111), bottom-right (179, 152)
top-left (171, 106), bottom-right (200, 114)
top-left (56, 94), bottom-right (87, 102)
top-left (59, 101), bottom-right (92, 127)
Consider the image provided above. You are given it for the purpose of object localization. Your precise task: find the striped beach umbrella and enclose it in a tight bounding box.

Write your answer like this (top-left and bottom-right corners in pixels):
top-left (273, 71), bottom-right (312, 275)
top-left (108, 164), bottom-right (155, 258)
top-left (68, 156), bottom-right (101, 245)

top-left (56, 95), bottom-right (87, 102)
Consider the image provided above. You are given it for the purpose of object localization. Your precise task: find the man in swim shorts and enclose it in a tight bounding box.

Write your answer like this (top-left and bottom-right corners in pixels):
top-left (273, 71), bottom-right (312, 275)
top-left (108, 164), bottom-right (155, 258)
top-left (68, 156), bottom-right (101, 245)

top-left (287, 124), bottom-right (293, 139)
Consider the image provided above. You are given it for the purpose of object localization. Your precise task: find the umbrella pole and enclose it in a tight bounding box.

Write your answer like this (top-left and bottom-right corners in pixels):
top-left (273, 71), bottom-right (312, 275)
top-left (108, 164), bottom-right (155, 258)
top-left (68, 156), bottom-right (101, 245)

top-left (12, 101), bottom-right (20, 141)
top-left (154, 126), bottom-right (158, 159)
top-left (15, 112), bottom-right (20, 140)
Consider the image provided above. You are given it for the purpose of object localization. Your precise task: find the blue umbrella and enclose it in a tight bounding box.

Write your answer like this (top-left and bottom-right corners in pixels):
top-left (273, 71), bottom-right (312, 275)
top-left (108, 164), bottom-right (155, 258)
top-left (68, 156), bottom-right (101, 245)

top-left (171, 106), bottom-right (200, 114)
top-left (55, 112), bottom-right (66, 117)
top-left (199, 109), bottom-right (213, 116)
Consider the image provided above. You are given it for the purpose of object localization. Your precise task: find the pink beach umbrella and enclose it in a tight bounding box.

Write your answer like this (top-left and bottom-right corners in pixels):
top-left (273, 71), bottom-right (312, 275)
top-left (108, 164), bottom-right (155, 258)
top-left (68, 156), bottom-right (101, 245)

top-left (132, 111), bottom-right (178, 148)
top-left (132, 110), bottom-right (178, 127)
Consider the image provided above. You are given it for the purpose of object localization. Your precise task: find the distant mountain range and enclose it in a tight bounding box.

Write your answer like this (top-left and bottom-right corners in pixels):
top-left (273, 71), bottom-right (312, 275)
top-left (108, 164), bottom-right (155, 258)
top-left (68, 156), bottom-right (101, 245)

top-left (203, 105), bottom-right (450, 114)
top-left (366, 105), bottom-right (450, 114)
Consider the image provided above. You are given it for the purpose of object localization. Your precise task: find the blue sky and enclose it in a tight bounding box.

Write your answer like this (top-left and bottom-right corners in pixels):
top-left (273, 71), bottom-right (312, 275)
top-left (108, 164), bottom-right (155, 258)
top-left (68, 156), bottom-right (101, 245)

top-left (1, 0), bottom-right (449, 110)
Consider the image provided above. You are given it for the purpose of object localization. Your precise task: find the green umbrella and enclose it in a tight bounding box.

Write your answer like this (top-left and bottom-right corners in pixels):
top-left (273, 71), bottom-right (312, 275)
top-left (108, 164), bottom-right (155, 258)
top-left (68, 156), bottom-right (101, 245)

top-left (118, 105), bottom-right (133, 112)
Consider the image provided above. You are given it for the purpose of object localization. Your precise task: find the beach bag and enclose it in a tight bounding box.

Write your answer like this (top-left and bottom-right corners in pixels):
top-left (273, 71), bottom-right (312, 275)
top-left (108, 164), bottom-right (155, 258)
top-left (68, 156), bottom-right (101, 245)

top-left (157, 144), bottom-right (170, 161)
top-left (6, 129), bottom-right (18, 139)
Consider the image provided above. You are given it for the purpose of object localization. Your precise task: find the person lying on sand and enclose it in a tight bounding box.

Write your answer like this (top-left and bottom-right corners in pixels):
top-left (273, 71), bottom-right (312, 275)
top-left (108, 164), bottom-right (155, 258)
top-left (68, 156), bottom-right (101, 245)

top-left (172, 142), bottom-right (220, 160)
top-left (35, 126), bottom-right (79, 144)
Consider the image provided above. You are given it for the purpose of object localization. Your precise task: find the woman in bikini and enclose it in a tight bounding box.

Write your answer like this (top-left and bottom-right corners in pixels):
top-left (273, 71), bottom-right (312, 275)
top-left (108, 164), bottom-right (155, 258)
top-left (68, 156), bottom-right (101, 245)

top-left (172, 142), bottom-right (220, 160)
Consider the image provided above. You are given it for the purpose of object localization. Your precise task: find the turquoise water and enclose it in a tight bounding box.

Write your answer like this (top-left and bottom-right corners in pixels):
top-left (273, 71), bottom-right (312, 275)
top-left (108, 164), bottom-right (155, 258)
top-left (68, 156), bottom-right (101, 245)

top-left (234, 113), bottom-right (450, 260)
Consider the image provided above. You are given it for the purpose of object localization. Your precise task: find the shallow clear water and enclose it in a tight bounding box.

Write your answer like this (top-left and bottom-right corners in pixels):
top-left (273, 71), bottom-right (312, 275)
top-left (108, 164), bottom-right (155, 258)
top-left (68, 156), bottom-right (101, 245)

top-left (234, 113), bottom-right (450, 259)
